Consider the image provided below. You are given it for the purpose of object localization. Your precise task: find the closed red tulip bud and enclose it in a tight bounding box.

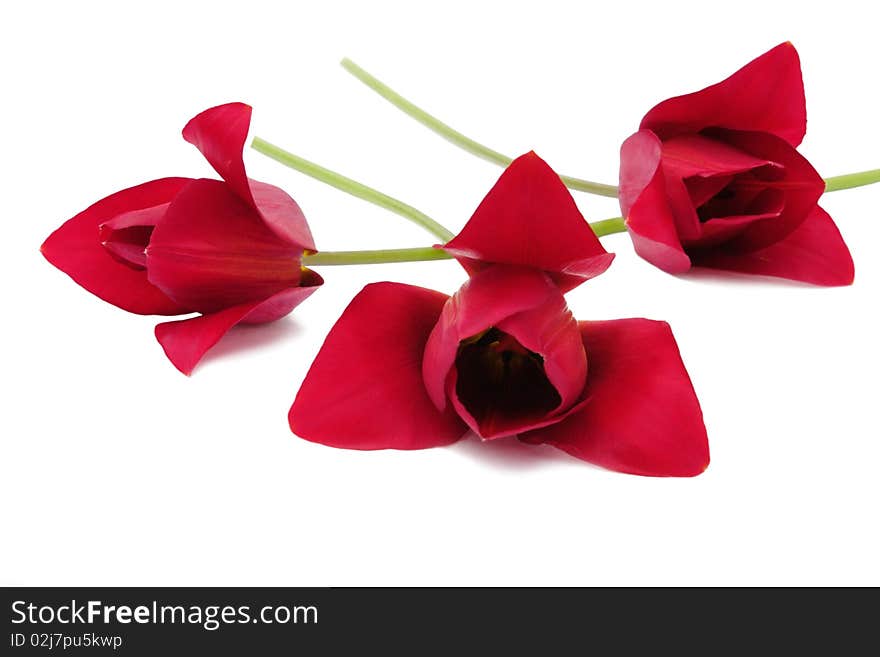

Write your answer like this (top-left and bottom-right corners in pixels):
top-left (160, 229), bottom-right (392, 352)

top-left (619, 42), bottom-right (854, 286)
top-left (41, 102), bottom-right (322, 374)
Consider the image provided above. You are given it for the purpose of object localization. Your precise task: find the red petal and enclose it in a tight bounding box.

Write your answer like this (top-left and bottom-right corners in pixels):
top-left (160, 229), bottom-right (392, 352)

top-left (717, 130), bottom-right (825, 252)
top-left (182, 103), bottom-right (316, 251)
top-left (658, 134), bottom-right (775, 244)
top-left (692, 206), bottom-right (854, 286)
top-left (661, 133), bottom-right (778, 179)
top-left (618, 131), bottom-right (691, 274)
top-left (290, 282), bottom-right (467, 450)
top-left (494, 294), bottom-right (586, 416)
top-left (662, 175), bottom-right (702, 242)
top-left (443, 152), bottom-right (614, 292)
top-left (522, 319), bottom-right (709, 477)
top-left (422, 265), bottom-right (566, 410)
top-left (694, 203), bottom-right (784, 249)
top-left (182, 102), bottom-right (254, 206)
top-left (243, 268), bottom-right (323, 323)
top-left (146, 179), bottom-right (304, 313)
top-left (248, 179), bottom-right (316, 254)
top-left (41, 178), bottom-right (192, 315)
top-left (155, 283), bottom-right (320, 375)
top-left (641, 42), bottom-right (807, 147)
top-left (99, 203), bottom-right (171, 269)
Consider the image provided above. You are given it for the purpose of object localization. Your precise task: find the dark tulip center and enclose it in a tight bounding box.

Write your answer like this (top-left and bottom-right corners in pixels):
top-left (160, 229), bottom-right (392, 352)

top-left (454, 327), bottom-right (561, 436)
top-left (693, 163), bottom-right (786, 224)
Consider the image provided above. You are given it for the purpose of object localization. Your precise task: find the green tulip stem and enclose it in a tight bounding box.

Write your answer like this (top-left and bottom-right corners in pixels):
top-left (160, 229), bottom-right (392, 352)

top-left (824, 169), bottom-right (880, 193)
top-left (590, 216), bottom-right (627, 237)
top-left (340, 57), bottom-right (618, 198)
top-left (251, 136), bottom-right (456, 242)
top-left (302, 247), bottom-right (451, 266)
top-left (340, 58), bottom-right (880, 198)
top-left (252, 137), bottom-right (630, 247)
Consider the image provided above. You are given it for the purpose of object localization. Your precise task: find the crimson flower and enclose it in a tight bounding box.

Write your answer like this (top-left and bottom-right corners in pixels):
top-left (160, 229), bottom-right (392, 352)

top-left (290, 153), bottom-right (708, 476)
top-left (41, 103), bottom-right (321, 374)
top-left (618, 42), bottom-right (854, 286)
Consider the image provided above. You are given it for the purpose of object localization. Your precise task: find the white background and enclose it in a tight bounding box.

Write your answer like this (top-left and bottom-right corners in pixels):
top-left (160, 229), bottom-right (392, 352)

top-left (1, 1), bottom-right (878, 586)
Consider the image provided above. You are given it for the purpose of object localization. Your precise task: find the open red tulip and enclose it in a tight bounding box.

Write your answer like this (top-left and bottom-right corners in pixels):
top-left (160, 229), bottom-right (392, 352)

top-left (41, 102), bottom-right (322, 374)
top-left (618, 42), bottom-right (854, 286)
top-left (290, 154), bottom-right (708, 476)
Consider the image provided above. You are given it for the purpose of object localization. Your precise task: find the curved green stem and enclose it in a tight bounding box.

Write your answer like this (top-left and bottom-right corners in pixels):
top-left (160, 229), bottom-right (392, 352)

top-left (253, 135), bottom-right (627, 245)
top-left (251, 136), bottom-right (455, 242)
top-left (341, 57), bottom-right (619, 198)
top-left (824, 169), bottom-right (880, 193)
top-left (342, 58), bottom-right (880, 198)
top-left (303, 247), bottom-right (451, 266)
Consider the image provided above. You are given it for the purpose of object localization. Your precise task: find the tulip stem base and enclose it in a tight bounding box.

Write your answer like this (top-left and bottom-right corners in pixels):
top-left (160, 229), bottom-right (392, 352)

top-left (251, 137), bottom-right (456, 242)
top-left (303, 247), bottom-right (451, 266)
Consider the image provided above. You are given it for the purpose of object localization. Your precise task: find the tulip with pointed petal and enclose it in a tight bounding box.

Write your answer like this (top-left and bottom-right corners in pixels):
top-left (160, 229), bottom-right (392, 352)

top-left (42, 103), bottom-right (322, 374)
top-left (619, 42), bottom-right (854, 286)
top-left (290, 153), bottom-right (708, 476)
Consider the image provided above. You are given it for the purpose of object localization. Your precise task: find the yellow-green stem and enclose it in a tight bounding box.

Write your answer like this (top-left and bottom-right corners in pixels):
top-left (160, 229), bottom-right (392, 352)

top-left (341, 58), bottom-right (880, 198)
top-left (252, 137), bottom-right (629, 245)
top-left (824, 169), bottom-right (880, 192)
top-left (252, 136), bottom-right (455, 242)
top-left (302, 247), bottom-right (451, 266)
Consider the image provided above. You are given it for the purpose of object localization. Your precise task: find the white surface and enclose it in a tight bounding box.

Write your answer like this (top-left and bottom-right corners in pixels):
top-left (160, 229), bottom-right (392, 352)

top-left (1, 0), bottom-right (878, 586)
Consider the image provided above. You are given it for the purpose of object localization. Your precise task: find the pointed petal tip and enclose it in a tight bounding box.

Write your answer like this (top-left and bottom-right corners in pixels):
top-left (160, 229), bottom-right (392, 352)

top-left (691, 206), bottom-right (854, 286)
top-left (448, 151), bottom-right (610, 287)
top-left (154, 321), bottom-right (196, 376)
top-left (640, 42), bottom-right (806, 146)
top-left (41, 178), bottom-right (193, 316)
top-left (182, 102), bottom-right (252, 144)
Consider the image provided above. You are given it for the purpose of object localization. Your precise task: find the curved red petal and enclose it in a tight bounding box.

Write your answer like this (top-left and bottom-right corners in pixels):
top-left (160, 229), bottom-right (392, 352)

top-left (422, 265), bottom-right (563, 410)
top-left (522, 319), bottom-right (709, 477)
top-left (641, 42), bottom-right (807, 146)
top-left (692, 206), bottom-right (854, 286)
top-left (155, 284), bottom-right (319, 376)
top-left (443, 151), bottom-right (613, 292)
top-left (41, 178), bottom-right (192, 316)
top-left (182, 103), bottom-right (316, 251)
top-left (661, 133), bottom-right (778, 178)
top-left (619, 131), bottom-right (691, 274)
top-left (99, 203), bottom-right (171, 269)
top-left (242, 269), bottom-right (323, 323)
top-left (146, 179), bottom-right (304, 314)
top-left (290, 282), bottom-right (467, 450)
top-left (693, 205), bottom-right (784, 249)
top-left (182, 102), bottom-right (254, 205)
top-left (717, 130), bottom-right (825, 252)
top-left (249, 179), bottom-right (316, 253)
top-left (495, 293), bottom-right (586, 415)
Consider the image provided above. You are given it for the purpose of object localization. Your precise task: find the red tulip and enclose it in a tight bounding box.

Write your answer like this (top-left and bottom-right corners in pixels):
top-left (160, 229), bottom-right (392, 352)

top-left (618, 42), bottom-right (854, 286)
top-left (290, 153), bottom-right (708, 476)
top-left (41, 103), bottom-right (322, 374)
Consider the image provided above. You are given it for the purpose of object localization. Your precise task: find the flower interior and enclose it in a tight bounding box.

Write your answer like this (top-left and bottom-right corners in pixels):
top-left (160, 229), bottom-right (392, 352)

top-left (454, 327), bottom-right (561, 437)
